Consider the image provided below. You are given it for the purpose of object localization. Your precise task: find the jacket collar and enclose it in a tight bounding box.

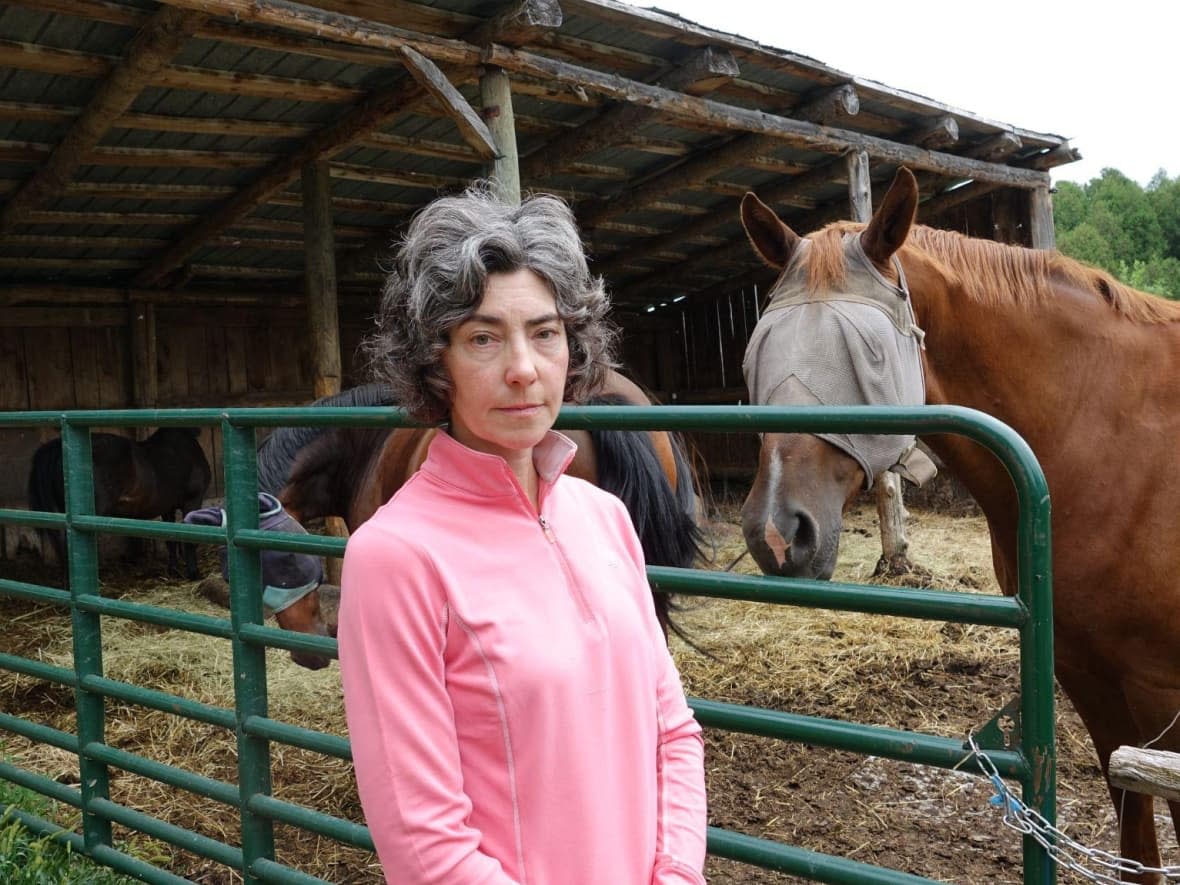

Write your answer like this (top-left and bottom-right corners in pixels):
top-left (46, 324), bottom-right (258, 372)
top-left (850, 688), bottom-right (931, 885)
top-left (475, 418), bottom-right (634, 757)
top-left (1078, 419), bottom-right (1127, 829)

top-left (423, 430), bottom-right (578, 499)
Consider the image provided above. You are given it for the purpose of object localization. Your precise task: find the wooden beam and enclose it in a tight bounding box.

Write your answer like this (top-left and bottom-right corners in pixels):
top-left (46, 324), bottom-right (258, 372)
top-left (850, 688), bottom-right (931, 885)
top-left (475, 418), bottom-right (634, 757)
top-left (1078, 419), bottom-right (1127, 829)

top-left (0, 140), bottom-right (278, 169)
top-left (155, 0), bottom-right (481, 66)
top-left (965, 132), bottom-right (1023, 163)
top-left (484, 45), bottom-right (1049, 188)
top-left (792, 84), bottom-right (860, 124)
top-left (480, 67), bottom-right (521, 203)
top-left (578, 85), bottom-right (858, 230)
top-left (1109, 746), bottom-right (1180, 803)
top-left (917, 179), bottom-right (1002, 220)
top-left (302, 159), bottom-right (342, 399)
top-left (518, 46), bottom-right (740, 182)
top-left (596, 156), bottom-right (841, 277)
top-left (462, 0), bottom-right (563, 47)
top-left (0, 284), bottom-right (309, 307)
top-left (399, 45), bottom-right (498, 160)
top-left (0, 6), bottom-right (203, 235)
top-left (329, 162), bottom-right (469, 190)
top-left (134, 72), bottom-right (445, 286)
top-left (0, 39), bottom-right (366, 103)
top-left (906, 115), bottom-right (960, 151)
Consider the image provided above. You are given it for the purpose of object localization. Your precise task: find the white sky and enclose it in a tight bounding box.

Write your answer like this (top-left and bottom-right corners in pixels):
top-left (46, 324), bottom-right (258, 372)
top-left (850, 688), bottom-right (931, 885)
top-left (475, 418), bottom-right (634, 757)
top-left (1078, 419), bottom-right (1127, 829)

top-left (636, 0), bottom-right (1176, 187)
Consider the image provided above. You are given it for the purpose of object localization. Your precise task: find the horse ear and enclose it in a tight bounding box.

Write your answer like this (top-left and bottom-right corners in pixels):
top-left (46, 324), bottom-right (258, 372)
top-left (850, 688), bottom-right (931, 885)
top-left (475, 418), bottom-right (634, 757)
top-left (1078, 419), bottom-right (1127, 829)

top-left (182, 506), bottom-right (223, 527)
top-left (861, 167), bottom-right (918, 265)
top-left (740, 192), bottom-right (801, 270)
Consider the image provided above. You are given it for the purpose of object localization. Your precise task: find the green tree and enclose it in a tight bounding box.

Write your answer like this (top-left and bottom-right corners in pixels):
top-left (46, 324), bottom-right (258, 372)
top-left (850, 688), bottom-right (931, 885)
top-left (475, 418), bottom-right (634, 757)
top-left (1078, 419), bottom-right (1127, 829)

top-left (1052, 180), bottom-right (1088, 232)
top-left (1053, 166), bottom-right (1178, 298)
top-left (1087, 168), bottom-right (1165, 264)
top-left (1148, 173), bottom-right (1180, 258)
top-left (1058, 221), bottom-right (1115, 269)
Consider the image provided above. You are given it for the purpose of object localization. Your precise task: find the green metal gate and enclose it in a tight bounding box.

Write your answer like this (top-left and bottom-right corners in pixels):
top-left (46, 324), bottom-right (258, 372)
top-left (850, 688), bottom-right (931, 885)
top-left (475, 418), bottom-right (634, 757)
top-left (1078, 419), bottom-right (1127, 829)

top-left (0, 403), bottom-right (1054, 884)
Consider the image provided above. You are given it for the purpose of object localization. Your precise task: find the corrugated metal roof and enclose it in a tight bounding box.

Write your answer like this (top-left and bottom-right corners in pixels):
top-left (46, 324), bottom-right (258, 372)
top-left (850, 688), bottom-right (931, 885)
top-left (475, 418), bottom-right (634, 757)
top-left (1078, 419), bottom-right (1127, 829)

top-left (0, 0), bottom-right (1078, 307)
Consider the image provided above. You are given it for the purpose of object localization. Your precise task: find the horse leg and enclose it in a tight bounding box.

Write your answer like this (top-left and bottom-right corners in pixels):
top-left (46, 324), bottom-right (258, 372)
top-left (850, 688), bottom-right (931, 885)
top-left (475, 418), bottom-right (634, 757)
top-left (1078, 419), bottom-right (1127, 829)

top-left (1058, 661), bottom-right (1165, 882)
top-left (161, 512), bottom-right (183, 578)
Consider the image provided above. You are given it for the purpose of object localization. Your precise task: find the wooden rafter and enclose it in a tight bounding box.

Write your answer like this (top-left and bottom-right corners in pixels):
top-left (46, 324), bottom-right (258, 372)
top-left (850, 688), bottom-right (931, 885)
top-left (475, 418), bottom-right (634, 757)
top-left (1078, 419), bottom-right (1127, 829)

top-left (579, 85), bottom-right (858, 230)
top-left (0, 39), bottom-right (366, 102)
top-left (0, 6), bottom-right (204, 235)
top-left (132, 68), bottom-right (447, 286)
top-left (906, 115), bottom-right (960, 151)
top-left (398, 46), bottom-right (497, 160)
top-left (519, 46), bottom-right (740, 183)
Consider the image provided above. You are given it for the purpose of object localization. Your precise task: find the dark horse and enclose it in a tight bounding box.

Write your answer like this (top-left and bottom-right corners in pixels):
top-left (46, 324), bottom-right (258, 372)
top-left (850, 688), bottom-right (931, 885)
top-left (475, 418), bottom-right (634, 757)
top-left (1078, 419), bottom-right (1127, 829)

top-left (739, 166), bottom-right (1180, 879)
top-left (256, 369), bottom-right (704, 669)
top-left (28, 428), bottom-right (212, 583)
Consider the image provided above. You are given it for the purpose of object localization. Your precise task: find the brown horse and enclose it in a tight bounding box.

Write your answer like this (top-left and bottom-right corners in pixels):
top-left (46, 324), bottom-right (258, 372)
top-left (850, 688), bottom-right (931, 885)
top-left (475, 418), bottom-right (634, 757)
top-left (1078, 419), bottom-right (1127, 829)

top-left (739, 167), bottom-right (1180, 880)
top-left (263, 369), bottom-right (704, 669)
top-left (28, 428), bottom-right (212, 584)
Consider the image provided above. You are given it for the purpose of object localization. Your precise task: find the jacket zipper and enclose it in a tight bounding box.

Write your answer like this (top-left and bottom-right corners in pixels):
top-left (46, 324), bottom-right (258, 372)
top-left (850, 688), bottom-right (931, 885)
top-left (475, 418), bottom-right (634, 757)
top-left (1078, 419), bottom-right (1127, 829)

top-left (538, 514), bottom-right (595, 623)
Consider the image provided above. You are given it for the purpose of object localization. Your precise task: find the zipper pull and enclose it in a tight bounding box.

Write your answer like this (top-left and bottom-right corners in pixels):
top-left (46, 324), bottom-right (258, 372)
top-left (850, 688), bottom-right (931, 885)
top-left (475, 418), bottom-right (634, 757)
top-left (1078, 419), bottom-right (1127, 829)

top-left (539, 514), bottom-right (556, 543)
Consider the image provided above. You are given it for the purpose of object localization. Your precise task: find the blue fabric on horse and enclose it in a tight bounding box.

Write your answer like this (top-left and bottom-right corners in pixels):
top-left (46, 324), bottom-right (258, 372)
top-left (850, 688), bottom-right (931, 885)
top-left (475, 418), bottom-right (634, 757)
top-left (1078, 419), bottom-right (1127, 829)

top-left (183, 493), bottom-right (322, 613)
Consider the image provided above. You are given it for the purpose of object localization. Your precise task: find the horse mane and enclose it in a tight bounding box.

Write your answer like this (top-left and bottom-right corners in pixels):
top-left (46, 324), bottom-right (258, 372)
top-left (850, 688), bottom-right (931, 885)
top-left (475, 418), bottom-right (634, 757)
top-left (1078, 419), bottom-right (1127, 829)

top-left (806, 220), bottom-right (1180, 325)
top-left (256, 383), bottom-right (394, 494)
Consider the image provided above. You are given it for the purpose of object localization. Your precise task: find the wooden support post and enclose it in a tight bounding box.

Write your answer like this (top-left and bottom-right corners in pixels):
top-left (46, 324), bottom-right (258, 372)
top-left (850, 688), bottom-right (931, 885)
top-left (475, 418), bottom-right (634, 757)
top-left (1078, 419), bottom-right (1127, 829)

top-left (480, 66), bottom-right (520, 205)
top-left (846, 150), bottom-right (872, 221)
top-left (302, 159), bottom-right (341, 399)
top-left (302, 158), bottom-right (346, 579)
top-left (1029, 184), bottom-right (1056, 249)
top-left (847, 150), bottom-right (913, 575)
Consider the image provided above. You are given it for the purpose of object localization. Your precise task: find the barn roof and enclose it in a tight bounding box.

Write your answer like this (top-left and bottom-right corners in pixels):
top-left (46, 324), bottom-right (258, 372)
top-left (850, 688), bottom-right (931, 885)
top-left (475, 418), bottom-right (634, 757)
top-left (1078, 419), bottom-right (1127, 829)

top-left (0, 0), bottom-right (1078, 314)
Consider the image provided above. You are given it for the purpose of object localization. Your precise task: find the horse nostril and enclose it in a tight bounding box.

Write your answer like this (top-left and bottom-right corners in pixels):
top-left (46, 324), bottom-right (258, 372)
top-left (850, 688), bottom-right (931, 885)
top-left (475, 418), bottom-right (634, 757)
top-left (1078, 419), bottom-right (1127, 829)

top-left (791, 509), bottom-right (819, 562)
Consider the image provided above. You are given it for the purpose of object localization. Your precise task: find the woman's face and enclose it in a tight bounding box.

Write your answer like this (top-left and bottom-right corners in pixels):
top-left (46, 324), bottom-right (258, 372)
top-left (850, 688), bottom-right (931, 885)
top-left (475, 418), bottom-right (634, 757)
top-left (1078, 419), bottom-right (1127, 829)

top-left (442, 269), bottom-right (570, 462)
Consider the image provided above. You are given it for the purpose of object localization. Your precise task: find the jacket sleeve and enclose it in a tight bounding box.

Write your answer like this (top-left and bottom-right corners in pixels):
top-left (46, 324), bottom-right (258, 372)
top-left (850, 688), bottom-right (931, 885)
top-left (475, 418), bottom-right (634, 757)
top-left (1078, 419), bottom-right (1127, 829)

top-left (610, 500), bottom-right (709, 885)
top-left (337, 522), bottom-right (520, 885)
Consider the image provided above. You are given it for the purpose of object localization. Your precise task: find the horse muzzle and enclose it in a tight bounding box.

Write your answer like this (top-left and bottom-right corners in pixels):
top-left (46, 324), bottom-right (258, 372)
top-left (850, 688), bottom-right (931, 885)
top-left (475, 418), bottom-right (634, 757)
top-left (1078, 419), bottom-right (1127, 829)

top-left (741, 501), bottom-right (838, 580)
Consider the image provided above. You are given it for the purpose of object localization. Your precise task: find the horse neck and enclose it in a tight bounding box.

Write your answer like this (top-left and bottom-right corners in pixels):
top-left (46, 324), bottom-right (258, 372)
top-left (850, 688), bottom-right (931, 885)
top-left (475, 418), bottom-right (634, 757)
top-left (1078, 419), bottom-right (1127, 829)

top-left (348, 427), bottom-right (435, 529)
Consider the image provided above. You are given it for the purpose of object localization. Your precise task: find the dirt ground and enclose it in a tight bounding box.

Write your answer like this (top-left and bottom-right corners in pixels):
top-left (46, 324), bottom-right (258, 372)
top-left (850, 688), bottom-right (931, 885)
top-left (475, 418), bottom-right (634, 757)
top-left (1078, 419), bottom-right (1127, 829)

top-left (2, 497), bottom-right (1179, 883)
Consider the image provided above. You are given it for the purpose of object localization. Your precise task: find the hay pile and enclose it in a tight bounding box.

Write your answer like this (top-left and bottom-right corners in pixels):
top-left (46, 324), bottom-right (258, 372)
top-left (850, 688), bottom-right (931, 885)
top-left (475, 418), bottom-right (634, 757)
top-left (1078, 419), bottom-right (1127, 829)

top-left (1, 504), bottom-right (1173, 883)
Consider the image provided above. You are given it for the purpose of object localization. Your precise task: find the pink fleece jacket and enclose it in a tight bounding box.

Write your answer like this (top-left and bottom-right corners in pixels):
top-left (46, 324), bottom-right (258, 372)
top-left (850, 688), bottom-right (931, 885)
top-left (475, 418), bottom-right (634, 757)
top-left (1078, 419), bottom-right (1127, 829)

top-left (338, 430), bottom-right (707, 885)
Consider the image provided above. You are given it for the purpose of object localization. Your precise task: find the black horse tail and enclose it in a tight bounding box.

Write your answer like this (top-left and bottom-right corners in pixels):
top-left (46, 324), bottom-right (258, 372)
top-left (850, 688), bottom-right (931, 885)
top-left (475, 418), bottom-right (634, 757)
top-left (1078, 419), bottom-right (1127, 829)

top-left (27, 437), bottom-right (67, 568)
top-left (587, 399), bottom-right (704, 645)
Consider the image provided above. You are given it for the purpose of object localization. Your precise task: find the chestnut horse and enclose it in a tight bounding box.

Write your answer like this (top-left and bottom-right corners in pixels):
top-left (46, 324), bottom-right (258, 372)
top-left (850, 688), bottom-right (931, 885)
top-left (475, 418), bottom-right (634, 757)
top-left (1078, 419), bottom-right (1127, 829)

top-left (739, 167), bottom-right (1180, 879)
top-left (261, 369), bottom-right (704, 669)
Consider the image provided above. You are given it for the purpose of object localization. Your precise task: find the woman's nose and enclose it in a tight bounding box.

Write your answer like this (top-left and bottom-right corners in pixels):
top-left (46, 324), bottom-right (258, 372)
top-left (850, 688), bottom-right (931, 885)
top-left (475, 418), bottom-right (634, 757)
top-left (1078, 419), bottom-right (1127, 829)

top-left (504, 340), bottom-right (539, 384)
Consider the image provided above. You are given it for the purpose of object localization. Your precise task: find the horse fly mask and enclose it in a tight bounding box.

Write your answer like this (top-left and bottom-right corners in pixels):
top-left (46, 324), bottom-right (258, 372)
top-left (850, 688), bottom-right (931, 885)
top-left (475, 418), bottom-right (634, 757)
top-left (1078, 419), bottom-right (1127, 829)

top-left (183, 493), bottom-right (323, 613)
top-left (742, 232), bottom-right (937, 489)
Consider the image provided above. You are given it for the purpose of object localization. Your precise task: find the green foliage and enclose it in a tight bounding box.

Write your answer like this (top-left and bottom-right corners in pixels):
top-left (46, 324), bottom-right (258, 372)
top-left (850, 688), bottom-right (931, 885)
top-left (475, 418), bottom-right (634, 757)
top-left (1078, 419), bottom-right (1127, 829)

top-left (0, 779), bottom-right (142, 885)
top-left (1053, 167), bottom-right (1179, 299)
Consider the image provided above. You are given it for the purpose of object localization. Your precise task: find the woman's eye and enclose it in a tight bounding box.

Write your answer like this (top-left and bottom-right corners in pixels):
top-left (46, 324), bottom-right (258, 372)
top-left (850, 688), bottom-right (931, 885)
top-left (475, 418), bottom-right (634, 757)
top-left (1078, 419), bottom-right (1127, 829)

top-left (471, 333), bottom-right (493, 346)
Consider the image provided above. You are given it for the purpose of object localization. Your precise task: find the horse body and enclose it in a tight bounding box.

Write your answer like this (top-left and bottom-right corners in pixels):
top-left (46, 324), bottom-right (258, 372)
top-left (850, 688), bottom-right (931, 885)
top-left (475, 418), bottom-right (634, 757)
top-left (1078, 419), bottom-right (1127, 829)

top-left (263, 368), bottom-right (703, 668)
top-left (740, 168), bottom-right (1180, 878)
top-left (28, 428), bottom-right (212, 581)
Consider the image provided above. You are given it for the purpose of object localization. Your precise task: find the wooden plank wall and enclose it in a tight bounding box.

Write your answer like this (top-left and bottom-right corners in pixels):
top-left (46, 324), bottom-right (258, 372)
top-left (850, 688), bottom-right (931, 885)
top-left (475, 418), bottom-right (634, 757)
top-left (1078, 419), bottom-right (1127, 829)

top-left (620, 284), bottom-right (763, 492)
top-left (0, 303), bottom-right (376, 525)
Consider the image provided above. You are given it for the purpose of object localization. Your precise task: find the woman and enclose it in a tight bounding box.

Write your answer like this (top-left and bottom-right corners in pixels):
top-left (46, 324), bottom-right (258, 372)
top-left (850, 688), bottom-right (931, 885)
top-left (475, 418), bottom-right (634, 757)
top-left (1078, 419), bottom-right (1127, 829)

top-left (337, 186), bottom-right (708, 885)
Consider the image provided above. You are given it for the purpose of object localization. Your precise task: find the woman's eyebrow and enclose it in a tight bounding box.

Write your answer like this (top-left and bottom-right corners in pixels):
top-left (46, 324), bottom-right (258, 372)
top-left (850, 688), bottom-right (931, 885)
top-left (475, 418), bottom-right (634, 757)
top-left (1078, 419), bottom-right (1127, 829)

top-left (463, 312), bottom-right (560, 327)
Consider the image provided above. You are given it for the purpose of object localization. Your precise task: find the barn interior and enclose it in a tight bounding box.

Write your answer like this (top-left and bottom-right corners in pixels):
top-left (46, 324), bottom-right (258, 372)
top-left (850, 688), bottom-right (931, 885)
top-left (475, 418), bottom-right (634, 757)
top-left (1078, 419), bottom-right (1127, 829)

top-left (0, 0), bottom-right (1078, 528)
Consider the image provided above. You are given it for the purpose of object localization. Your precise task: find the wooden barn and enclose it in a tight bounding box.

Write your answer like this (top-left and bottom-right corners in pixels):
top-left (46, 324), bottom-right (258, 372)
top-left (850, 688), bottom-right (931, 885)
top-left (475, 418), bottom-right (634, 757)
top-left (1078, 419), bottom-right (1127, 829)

top-left (0, 0), bottom-right (1078, 552)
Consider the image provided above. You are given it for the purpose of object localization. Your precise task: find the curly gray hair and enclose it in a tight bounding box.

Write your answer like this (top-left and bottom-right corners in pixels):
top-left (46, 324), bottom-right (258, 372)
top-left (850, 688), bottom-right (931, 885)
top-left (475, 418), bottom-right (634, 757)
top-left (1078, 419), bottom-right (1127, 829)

top-left (363, 186), bottom-right (617, 423)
